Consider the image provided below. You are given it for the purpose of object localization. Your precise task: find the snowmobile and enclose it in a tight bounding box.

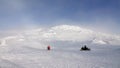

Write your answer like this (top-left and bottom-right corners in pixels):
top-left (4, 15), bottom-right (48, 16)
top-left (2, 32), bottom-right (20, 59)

top-left (80, 45), bottom-right (90, 51)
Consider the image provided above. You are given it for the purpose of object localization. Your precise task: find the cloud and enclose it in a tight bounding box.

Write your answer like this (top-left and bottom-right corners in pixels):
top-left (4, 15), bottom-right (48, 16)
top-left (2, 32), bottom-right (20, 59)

top-left (0, 25), bottom-right (120, 46)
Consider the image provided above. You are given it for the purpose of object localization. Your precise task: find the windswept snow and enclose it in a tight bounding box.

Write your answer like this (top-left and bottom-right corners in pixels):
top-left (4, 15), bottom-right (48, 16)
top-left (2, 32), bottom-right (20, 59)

top-left (0, 25), bottom-right (120, 68)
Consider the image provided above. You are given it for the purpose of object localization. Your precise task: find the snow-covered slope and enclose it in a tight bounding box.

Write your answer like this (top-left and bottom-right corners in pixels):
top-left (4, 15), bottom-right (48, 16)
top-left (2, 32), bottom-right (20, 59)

top-left (0, 25), bottom-right (120, 68)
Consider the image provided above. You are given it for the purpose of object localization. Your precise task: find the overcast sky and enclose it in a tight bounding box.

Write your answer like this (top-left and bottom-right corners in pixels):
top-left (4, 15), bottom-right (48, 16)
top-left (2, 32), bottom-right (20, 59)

top-left (0, 0), bottom-right (120, 34)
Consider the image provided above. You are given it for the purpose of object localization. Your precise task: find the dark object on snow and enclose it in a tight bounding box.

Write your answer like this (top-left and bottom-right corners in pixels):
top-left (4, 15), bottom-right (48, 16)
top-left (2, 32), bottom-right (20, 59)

top-left (47, 45), bottom-right (51, 50)
top-left (80, 45), bottom-right (90, 51)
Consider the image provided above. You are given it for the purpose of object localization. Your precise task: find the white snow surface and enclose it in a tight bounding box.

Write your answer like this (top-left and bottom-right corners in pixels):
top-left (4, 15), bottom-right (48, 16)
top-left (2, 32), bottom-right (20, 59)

top-left (0, 25), bottom-right (120, 68)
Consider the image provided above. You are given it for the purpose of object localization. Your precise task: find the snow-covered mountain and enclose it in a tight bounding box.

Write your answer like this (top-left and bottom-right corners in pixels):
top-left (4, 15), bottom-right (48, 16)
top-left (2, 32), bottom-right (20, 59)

top-left (0, 25), bottom-right (120, 46)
